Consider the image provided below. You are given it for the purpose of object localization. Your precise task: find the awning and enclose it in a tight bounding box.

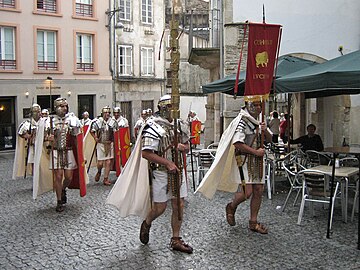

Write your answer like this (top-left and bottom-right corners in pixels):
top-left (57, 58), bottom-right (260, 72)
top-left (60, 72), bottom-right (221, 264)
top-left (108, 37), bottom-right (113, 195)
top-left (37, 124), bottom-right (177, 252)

top-left (202, 54), bottom-right (320, 96)
top-left (275, 50), bottom-right (360, 98)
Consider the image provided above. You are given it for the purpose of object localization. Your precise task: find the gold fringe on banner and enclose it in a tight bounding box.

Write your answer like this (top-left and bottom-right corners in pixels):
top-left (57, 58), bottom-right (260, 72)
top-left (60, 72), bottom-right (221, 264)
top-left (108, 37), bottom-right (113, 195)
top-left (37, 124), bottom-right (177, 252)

top-left (244, 93), bottom-right (270, 103)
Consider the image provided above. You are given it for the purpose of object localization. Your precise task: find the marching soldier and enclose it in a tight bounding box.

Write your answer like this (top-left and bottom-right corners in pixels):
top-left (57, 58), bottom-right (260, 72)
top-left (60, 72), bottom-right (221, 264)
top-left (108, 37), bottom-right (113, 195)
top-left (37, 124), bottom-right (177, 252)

top-left (196, 101), bottom-right (272, 234)
top-left (134, 110), bottom-right (147, 138)
top-left (107, 95), bottom-right (193, 254)
top-left (46, 98), bottom-right (84, 212)
top-left (32, 98), bottom-right (86, 212)
top-left (113, 107), bottom-right (129, 128)
top-left (12, 104), bottom-right (42, 179)
top-left (90, 106), bottom-right (119, 185)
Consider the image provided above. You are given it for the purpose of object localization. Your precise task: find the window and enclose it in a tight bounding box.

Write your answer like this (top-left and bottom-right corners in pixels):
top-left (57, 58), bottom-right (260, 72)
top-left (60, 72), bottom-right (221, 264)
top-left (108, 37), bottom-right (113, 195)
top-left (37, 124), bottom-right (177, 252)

top-left (76, 33), bottom-right (94, 72)
top-left (140, 47), bottom-right (153, 76)
top-left (0, 0), bottom-right (15, 9)
top-left (141, 0), bottom-right (152, 24)
top-left (37, 0), bottom-right (56, 13)
top-left (118, 0), bottom-right (130, 21)
top-left (120, 101), bottom-right (132, 136)
top-left (141, 100), bottom-right (153, 111)
top-left (76, 0), bottom-right (93, 17)
top-left (37, 30), bottom-right (57, 70)
top-left (118, 45), bottom-right (132, 76)
top-left (0, 26), bottom-right (16, 70)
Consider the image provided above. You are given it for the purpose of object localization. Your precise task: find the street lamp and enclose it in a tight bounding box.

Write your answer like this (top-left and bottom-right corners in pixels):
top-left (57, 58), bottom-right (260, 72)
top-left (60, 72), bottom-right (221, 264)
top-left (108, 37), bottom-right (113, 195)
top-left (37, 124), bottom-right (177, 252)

top-left (46, 76), bottom-right (53, 110)
top-left (105, 7), bottom-right (124, 107)
top-left (105, 8), bottom-right (124, 80)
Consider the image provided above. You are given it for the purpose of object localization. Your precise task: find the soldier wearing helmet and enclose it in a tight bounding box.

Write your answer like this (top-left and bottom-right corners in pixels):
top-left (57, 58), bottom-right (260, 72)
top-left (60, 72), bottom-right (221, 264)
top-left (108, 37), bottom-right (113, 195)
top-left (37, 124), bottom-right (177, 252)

top-left (90, 106), bottom-right (119, 186)
top-left (112, 106), bottom-right (129, 128)
top-left (41, 109), bottom-right (49, 118)
top-left (134, 109), bottom-right (148, 138)
top-left (107, 95), bottom-right (193, 254)
top-left (13, 103), bottom-right (43, 179)
top-left (81, 111), bottom-right (91, 126)
top-left (44, 97), bottom-right (83, 212)
top-left (198, 100), bottom-right (273, 234)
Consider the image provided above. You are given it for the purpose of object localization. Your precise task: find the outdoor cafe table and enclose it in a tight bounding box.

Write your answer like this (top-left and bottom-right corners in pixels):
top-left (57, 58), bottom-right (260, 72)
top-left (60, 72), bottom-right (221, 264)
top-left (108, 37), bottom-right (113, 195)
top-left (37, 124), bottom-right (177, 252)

top-left (323, 147), bottom-right (360, 249)
top-left (308, 164), bottom-right (359, 222)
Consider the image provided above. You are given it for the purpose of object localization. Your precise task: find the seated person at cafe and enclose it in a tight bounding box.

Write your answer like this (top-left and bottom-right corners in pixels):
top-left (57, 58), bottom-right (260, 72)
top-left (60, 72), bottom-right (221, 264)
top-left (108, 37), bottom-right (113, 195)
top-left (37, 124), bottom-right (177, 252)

top-left (290, 124), bottom-right (324, 151)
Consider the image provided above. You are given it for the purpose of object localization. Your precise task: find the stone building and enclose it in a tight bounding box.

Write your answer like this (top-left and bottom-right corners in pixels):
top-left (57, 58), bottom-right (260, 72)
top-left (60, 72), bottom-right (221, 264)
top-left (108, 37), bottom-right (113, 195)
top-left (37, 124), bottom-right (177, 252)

top-left (0, 0), bottom-right (112, 151)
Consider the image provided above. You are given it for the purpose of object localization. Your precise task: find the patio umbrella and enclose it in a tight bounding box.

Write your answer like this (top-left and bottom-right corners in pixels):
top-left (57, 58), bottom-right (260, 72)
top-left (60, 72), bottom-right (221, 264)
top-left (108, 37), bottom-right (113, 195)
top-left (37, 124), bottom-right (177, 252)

top-left (275, 50), bottom-right (360, 98)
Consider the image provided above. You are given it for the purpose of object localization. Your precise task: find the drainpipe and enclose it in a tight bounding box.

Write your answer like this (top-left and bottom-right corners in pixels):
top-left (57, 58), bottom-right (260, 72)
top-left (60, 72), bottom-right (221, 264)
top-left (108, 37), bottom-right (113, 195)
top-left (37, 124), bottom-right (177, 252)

top-left (219, 0), bottom-right (224, 135)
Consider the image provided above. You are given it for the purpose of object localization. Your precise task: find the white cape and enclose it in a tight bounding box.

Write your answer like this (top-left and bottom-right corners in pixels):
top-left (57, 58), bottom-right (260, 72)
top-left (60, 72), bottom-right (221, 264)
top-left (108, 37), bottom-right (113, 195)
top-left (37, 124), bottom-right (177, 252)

top-left (106, 129), bottom-right (150, 219)
top-left (12, 135), bottom-right (32, 179)
top-left (195, 109), bottom-right (259, 199)
top-left (32, 118), bottom-right (53, 200)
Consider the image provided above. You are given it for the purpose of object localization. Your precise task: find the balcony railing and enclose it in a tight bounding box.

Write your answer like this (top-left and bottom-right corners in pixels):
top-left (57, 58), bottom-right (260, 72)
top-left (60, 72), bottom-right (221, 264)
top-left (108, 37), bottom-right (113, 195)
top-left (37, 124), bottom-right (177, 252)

top-left (37, 0), bottom-right (56, 13)
top-left (77, 62), bottom-right (94, 72)
top-left (76, 3), bottom-right (93, 17)
top-left (38, 61), bottom-right (58, 70)
top-left (0, 0), bottom-right (15, 8)
top-left (0, 59), bottom-right (16, 70)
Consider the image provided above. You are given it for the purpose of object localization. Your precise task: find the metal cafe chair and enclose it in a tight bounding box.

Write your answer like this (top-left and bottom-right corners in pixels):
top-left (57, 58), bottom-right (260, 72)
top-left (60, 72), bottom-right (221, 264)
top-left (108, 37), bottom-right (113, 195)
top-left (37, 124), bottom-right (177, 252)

top-left (338, 157), bottom-right (359, 222)
top-left (297, 170), bottom-right (340, 231)
top-left (281, 151), bottom-right (306, 211)
top-left (196, 149), bottom-right (216, 188)
top-left (304, 150), bottom-right (331, 167)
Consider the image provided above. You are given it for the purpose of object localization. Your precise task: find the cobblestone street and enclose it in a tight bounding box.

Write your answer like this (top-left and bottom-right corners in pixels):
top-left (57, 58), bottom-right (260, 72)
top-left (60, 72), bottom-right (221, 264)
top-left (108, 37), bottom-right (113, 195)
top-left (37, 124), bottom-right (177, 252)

top-left (0, 152), bottom-right (359, 269)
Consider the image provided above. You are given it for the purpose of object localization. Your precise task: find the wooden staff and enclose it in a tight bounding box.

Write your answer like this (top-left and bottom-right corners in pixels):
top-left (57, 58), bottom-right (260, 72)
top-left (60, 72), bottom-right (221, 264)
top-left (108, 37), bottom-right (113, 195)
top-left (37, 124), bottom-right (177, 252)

top-left (170, 11), bottom-right (182, 221)
top-left (49, 116), bottom-right (55, 191)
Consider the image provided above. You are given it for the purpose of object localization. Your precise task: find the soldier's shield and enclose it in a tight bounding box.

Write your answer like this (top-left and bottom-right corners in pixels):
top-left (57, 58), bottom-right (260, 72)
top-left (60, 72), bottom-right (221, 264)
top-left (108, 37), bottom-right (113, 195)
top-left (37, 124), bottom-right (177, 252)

top-left (119, 127), bottom-right (131, 167)
top-left (83, 125), bottom-right (89, 135)
top-left (191, 120), bottom-right (201, 145)
top-left (113, 129), bottom-right (121, 176)
top-left (68, 133), bottom-right (87, 197)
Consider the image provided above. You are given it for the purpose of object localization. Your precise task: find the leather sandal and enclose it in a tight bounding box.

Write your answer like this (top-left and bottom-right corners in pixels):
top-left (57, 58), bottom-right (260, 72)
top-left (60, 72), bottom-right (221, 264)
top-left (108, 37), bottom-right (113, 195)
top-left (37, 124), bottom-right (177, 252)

top-left (95, 172), bottom-right (101, 182)
top-left (170, 237), bottom-right (193, 254)
top-left (139, 220), bottom-right (151, 244)
top-left (56, 201), bottom-right (64, 213)
top-left (249, 221), bottom-right (268, 234)
top-left (226, 203), bottom-right (237, 226)
top-left (103, 178), bottom-right (112, 186)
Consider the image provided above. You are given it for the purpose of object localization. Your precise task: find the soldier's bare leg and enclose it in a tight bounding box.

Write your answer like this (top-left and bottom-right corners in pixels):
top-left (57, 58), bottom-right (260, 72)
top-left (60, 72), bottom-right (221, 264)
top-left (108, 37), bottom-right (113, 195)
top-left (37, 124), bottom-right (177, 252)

top-left (54, 169), bottom-right (65, 212)
top-left (170, 198), bottom-right (193, 253)
top-left (140, 202), bottom-right (167, 244)
top-left (103, 159), bottom-right (112, 185)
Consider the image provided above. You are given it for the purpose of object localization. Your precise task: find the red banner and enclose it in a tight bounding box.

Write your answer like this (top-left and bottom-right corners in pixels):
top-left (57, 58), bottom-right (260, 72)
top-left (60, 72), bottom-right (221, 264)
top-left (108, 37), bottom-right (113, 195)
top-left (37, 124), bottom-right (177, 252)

top-left (244, 23), bottom-right (281, 100)
top-left (68, 133), bottom-right (87, 197)
top-left (119, 127), bottom-right (131, 167)
top-left (190, 120), bottom-right (201, 145)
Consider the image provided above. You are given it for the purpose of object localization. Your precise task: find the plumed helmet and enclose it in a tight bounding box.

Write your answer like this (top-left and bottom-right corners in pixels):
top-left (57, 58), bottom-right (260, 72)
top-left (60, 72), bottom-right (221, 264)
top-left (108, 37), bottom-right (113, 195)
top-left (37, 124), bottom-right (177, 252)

top-left (54, 97), bottom-right (68, 110)
top-left (113, 107), bottom-right (121, 113)
top-left (158, 94), bottom-right (172, 107)
top-left (101, 106), bottom-right (111, 113)
top-left (82, 111), bottom-right (89, 117)
top-left (31, 103), bottom-right (41, 113)
top-left (158, 94), bottom-right (172, 119)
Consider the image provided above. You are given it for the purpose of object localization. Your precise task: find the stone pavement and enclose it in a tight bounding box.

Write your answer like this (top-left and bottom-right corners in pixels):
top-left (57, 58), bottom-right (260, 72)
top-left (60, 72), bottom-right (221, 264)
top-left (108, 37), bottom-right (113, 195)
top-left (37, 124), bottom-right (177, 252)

top-left (0, 152), bottom-right (359, 269)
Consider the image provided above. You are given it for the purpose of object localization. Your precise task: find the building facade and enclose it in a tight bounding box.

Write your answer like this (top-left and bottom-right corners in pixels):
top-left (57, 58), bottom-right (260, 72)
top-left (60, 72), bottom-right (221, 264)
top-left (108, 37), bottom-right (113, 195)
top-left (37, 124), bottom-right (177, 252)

top-left (113, 0), bottom-right (166, 140)
top-left (0, 0), bottom-right (113, 150)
